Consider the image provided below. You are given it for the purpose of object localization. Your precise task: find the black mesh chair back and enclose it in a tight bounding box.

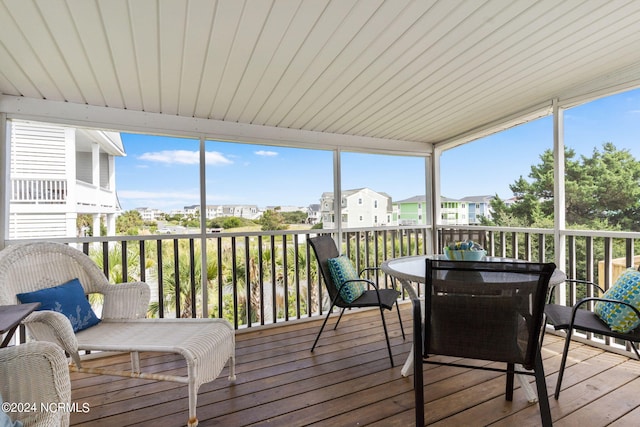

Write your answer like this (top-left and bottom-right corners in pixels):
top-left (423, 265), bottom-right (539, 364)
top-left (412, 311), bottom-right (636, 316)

top-left (308, 233), bottom-right (342, 306)
top-left (414, 259), bottom-right (556, 427)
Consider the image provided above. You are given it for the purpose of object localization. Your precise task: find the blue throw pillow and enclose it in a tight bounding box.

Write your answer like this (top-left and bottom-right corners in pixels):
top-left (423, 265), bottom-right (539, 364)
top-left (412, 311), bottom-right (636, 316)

top-left (17, 278), bottom-right (101, 333)
top-left (327, 255), bottom-right (365, 303)
top-left (594, 268), bottom-right (640, 333)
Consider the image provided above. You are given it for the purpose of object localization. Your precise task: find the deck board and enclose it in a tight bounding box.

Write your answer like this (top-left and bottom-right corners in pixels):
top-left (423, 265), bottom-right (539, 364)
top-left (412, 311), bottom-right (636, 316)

top-left (69, 303), bottom-right (640, 426)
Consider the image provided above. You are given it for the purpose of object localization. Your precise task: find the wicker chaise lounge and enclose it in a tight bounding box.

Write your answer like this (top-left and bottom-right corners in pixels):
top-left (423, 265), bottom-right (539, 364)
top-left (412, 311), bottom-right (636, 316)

top-left (0, 242), bottom-right (235, 427)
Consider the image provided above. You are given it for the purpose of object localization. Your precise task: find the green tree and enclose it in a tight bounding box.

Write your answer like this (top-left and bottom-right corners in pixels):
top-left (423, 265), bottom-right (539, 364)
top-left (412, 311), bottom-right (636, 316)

top-left (281, 211), bottom-right (307, 224)
top-left (259, 209), bottom-right (289, 231)
top-left (492, 143), bottom-right (640, 231)
top-left (77, 214), bottom-right (93, 236)
top-left (116, 210), bottom-right (144, 235)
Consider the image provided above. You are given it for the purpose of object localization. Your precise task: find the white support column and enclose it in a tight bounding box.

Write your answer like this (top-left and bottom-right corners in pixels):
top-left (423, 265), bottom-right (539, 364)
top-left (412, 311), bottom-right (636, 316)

top-left (106, 213), bottom-right (116, 236)
top-left (92, 214), bottom-right (101, 237)
top-left (431, 145), bottom-right (443, 254)
top-left (65, 128), bottom-right (77, 238)
top-left (92, 141), bottom-right (100, 188)
top-left (199, 137), bottom-right (208, 318)
top-left (1, 114), bottom-right (8, 248)
top-left (333, 149), bottom-right (342, 250)
top-left (553, 98), bottom-right (567, 303)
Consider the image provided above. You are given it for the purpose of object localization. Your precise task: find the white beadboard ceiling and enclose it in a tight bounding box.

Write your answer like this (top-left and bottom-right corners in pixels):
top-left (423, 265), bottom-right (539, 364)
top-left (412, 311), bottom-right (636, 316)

top-left (1, 0), bottom-right (640, 153)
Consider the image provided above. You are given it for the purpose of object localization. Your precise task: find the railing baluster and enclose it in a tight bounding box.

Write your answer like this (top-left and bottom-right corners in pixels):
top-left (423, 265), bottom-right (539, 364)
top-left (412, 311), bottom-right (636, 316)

top-left (174, 239), bottom-right (180, 319)
top-left (245, 236), bottom-right (252, 327)
top-left (258, 235), bottom-right (265, 325)
top-left (189, 239), bottom-right (196, 318)
top-left (282, 235), bottom-right (288, 322)
top-left (122, 240), bottom-right (128, 283)
top-left (157, 239), bottom-right (164, 318)
top-left (231, 237), bottom-right (238, 328)
top-left (216, 237), bottom-right (223, 320)
top-left (270, 235), bottom-right (277, 323)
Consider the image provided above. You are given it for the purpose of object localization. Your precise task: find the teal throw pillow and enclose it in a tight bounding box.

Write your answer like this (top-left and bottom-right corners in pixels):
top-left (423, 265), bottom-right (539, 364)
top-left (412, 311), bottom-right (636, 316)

top-left (327, 255), bottom-right (365, 303)
top-left (594, 268), bottom-right (640, 333)
top-left (17, 278), bottom-right (101, 333)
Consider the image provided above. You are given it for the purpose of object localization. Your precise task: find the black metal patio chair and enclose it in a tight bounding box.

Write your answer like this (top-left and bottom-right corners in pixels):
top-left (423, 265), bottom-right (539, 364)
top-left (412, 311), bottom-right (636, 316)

top-left (545, 277), bottom-right (640, 399)
top-left (414, 259), bottom-right (555, 427)
top-left (309, 235), bottom-right (404, 367)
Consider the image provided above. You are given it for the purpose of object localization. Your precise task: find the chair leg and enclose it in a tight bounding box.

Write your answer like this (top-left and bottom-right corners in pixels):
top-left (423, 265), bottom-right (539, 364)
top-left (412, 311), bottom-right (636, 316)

top-left (413, 302), bottom-right (425, 427)
top-left (505, 363), bottom-right (515, 401)
top-left (395, 301), bottom-right (405, 339)
top-left (534, 349), bottom-right (552, 427)
top-left (379, 307), bottom-right (394, 367)
top-left (629, 341), bottom-right (640, 359)
top-left (311, 305), bottom-right (335, 352)
top-left (333, 307), bottom-right (346, 330)
top-left (554, 328), bottom-right (574, 399)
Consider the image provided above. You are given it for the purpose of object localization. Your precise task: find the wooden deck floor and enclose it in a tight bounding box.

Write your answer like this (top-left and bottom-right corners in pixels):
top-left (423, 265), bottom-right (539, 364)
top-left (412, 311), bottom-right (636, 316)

top-left (69, 303), bottom-right (640, 426)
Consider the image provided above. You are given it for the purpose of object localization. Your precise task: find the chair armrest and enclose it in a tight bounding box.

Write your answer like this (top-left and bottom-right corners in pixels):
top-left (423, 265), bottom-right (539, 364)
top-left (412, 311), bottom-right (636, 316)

top-left (340, 277), bottom-right (378, 292)
top-left (0, 341), bottom-right (71, 427)
top-left (96, 281), bottom-right (151, 320)
top-left (572, 296), bottom-right (640, 325)
top-left (547, 278), bottom-right (606, 304)
top-left (22, 311), bottom-right (79, 362)
top-left (358, 266), bottom-right (399, 290)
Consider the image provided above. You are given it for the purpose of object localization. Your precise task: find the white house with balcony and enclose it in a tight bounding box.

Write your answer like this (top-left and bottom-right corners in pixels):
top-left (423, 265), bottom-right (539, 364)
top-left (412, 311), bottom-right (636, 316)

top-left (136, 207), bottom-right (163, 222)
top-left (8, 120), bottom-right (124, 239)
top-left (320, 188), bottom-right (394, 229)
top-left (460, 195), bottom-right (494, 225)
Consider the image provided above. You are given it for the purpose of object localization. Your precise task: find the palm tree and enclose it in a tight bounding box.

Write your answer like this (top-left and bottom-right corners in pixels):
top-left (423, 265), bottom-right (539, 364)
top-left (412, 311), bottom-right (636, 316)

top-left (148, 240), bottom-right (203, 318)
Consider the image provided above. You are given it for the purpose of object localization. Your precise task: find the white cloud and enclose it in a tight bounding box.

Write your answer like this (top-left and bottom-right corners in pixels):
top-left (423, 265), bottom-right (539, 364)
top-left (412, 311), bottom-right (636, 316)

top-left (255, 150), bottom-right (278, 157)
top-left (118, 190), bottom-right (198, 200)
top-left (138, 150), bottom-right (233, 165)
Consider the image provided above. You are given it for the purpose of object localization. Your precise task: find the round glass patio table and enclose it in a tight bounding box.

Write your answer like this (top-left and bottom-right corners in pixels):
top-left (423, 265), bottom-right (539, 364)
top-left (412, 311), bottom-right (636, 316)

top-left (381, 254), bottom-right (566, 402)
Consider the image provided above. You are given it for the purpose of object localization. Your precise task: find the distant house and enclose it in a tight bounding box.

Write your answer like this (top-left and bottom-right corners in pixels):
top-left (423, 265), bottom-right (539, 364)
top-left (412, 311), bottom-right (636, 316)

top-left (220, 205), bottom-right (260, 220)
top-left (394, 195), bottom-right (495, 226)
top-left (136, 207), bottom-right (163, 222)
top-left (307, 204), bottom-right (321, 225)
top-left (184, 204), bottom-right (261, 220)
top-left (8, 120), bottom-right (124, 239)
top-left (460, 195), bottom-right (494, 225)
top-left (393, 195), bottom-right (429, 225)
top-left (320, 188), bottom-right (394, 229)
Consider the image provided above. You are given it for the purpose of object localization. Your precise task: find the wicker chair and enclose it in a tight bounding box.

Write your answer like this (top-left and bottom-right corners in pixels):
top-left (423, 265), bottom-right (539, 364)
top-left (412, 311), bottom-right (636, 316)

top-left (0, 341), bottom-right (71, 427)
top-left (0, 242), bottom-right (236, 427)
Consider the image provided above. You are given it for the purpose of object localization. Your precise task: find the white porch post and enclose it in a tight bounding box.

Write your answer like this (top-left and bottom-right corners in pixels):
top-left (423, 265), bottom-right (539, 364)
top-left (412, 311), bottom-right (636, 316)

top-left (92, 214), bottom-right (101, 237)
top-left (333, 149), bottom-right (342, 250)
top-left (105, 213), bottom-right (116, 236)
top-left (553, 98), bottom-right (567, 303)
top-left (199, 137), bottom-right (208, 318)
top-left (431, 145), bottom-right (442, 254)
top-left (0, 113), bottom-right (6, 248)
top-left (92, 141), bottom-right (100, 190)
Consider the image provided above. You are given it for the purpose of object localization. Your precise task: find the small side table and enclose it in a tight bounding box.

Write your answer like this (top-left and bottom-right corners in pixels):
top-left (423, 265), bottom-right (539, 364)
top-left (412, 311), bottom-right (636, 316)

top-left (0, 303), bottom-right (40, 347)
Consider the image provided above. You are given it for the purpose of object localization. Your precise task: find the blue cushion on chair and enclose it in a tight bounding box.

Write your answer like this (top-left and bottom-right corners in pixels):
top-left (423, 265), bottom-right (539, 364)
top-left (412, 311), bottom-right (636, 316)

top-left (327, 255), bottom-right (365, 303)
top-left (17, 278), bottom-right (101, 333)
top-left (594, 268), bottom-right (640, 333)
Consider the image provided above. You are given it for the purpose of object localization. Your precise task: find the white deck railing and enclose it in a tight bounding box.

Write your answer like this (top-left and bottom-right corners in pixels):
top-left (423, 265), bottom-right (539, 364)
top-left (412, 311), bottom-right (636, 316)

top-left (7, 224), bottom-right (640, 357)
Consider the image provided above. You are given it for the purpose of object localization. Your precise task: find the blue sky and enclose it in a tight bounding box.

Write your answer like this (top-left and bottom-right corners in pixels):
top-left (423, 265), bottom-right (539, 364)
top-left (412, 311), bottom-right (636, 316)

top-left (116, 88), bottom-right (640, 212)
